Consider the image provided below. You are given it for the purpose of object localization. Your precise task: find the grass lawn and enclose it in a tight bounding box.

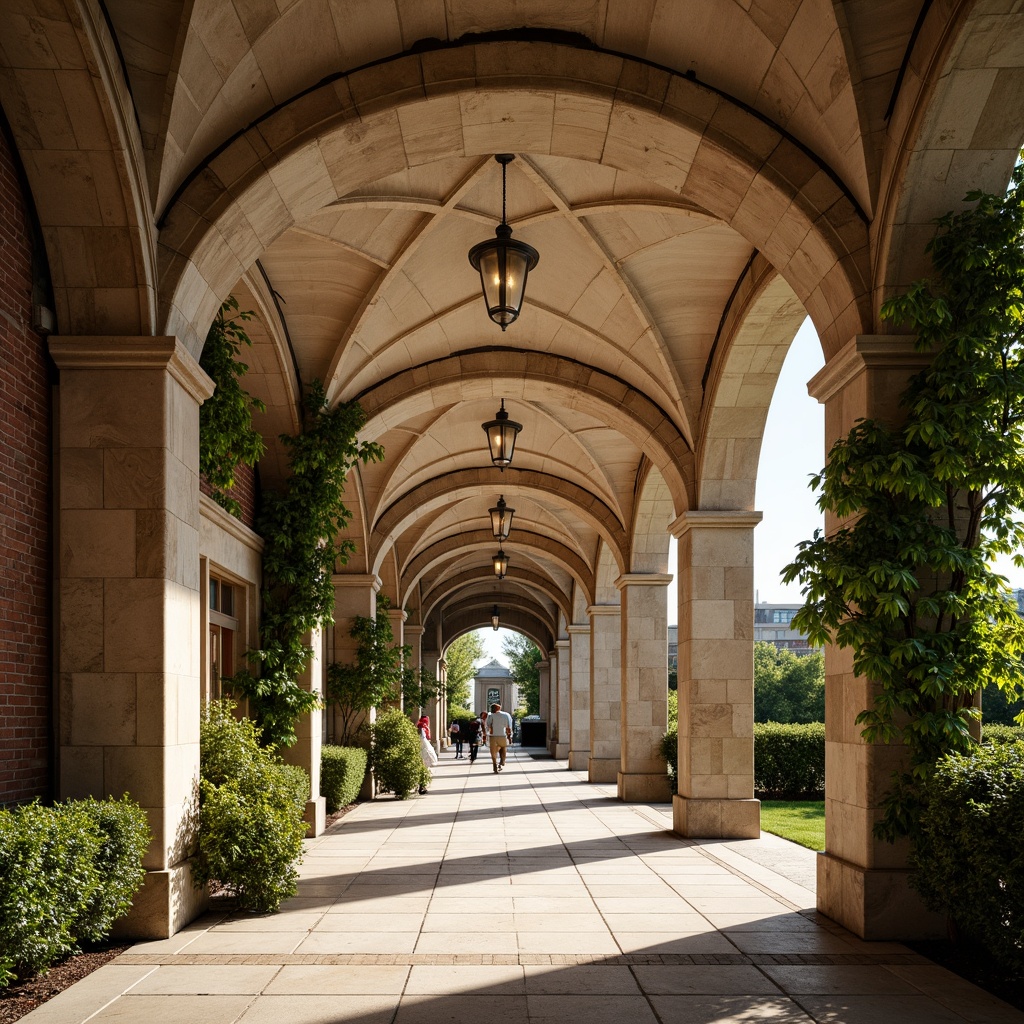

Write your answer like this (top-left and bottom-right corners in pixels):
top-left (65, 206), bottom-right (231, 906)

top-left (760, 800), bottom-right (825, 851)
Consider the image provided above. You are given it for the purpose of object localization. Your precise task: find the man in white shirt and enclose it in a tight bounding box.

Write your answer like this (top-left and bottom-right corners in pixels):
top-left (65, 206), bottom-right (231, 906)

top-left (486, 702), bottom-right (514, 773)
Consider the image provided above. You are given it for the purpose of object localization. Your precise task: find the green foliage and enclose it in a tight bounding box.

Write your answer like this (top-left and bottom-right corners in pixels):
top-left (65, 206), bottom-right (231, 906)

top-left (754, 643), bottom-right (825, 723)
top-left (443, 632), bottom-right (484, 710)
top-left (982, 680), bottom-right (1024, 726)
top-left (193, 701), bottom-right (309, 913)
top-left (370, 708), bottom-right (428, 799)
top-left (448, 706), bottom-right (476, 724)
top-left (784, 165), bottom-right (1024, 841)
top-left (320, 745), bottom-right (368, 813)
top-left (760, 801), bottom-right (826, 851)
top-left (402, 665), bottom-right (439, 720)
top-left (754, 723), bottom-right (825, 797)
top-left (231, 380), bottom-right (383, 747)
top-left (667, 687), bottom-right (677, 724)
top-left (502, 633), bottom-right (542, 713)
top-left (0, 798), bottom-right (149, 987)
top-left (983, 723), bottom-right (1024, 745)
top-left (199, 297), bottom-right (266, 518)
top-left (326, 595), bottom-right (406, 745)
top-left (660, 724), bottom-right (678, 785)
top-left (913, 741), bottom-right (1024, 978)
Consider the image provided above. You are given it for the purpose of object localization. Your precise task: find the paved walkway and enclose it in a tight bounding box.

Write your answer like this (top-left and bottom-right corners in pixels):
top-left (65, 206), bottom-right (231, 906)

top-left (24, 748), bottom-right (1023, 1024)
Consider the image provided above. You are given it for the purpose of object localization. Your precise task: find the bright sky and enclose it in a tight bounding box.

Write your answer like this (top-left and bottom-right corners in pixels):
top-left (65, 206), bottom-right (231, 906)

top-left (479, 316), bottom-right (1024, 664)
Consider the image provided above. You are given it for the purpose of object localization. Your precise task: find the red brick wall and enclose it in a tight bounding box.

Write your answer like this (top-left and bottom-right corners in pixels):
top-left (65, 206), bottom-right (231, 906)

top-left (0, 126), bottom-right (52, 804)
top-left (200, 460), bottom-right (258, 530)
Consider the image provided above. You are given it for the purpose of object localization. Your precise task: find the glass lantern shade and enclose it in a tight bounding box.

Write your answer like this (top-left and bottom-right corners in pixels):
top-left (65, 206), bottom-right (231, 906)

top-left (482, 400), bottom-right (522, 471)
top-left (491, 605), bottom-right (500, 631)
top-left (468, 225), bottom-right (539, 330)
top-left (493, 548), bottom-right (510, 579)
top-left (489, 495), bottom-right (515, 540)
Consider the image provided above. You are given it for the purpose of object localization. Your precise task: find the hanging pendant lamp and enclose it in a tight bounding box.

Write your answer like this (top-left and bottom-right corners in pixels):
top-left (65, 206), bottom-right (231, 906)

top-left (468, 154), bottom-right (539, 330)
top-left (482, 399), bottom-right (522, 471)
top-left (489, 495), bottom-right (515, 540)
top-left (493, 547), bottom-right (510, 579)
top-left (491, 605), bottom-right (500, 631)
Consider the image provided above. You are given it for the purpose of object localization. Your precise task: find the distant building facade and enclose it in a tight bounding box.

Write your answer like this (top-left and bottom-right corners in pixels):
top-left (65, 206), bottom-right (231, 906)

top-left (754, 603), bottom-right (817, 655)
top-left (472, 659), bottom-right (519, 713)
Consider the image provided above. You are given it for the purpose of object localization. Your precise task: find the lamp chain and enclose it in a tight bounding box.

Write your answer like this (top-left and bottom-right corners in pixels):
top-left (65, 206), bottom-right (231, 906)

top-left (501, 159), bottom-right (507, 227)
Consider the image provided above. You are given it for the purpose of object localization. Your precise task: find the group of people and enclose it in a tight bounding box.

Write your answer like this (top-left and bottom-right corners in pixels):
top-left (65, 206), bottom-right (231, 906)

top-left (414, 703), bottom-right (514, 795)
top-left (447, 703), bottom-right (514, 772)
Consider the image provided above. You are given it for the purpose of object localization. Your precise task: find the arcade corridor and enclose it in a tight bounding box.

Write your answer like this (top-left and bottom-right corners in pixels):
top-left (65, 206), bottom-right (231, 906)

top-left (24, 750), bottom-right (1022, 1024)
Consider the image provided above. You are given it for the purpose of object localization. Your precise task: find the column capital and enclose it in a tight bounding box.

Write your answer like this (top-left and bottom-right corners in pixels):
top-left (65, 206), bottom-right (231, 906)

top-left (807, 334), bottom-right (927, 405)
top-left (405, 624), bottom-right (426, 637)
top-left (669, 509), bottom-right (762, 538)
top-left (49, 335), bottom-right (215, 404)
top-left (566, 624), bottom-right (590, 635)
top-left (587, 604), bottom-right (620, 617)
top-left (615, 572), bottom-right (673, 590)
top-left (387, 607), bottom-right (408, 623)
top-left (331, 573), bottom-right (382, 591)
top-left (554, 638), bottom-right (570, 650)
top-left (536, 659), bottom-right (550, 669)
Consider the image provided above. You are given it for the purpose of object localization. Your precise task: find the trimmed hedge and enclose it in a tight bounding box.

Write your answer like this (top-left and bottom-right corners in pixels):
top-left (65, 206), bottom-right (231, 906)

top-left (0, 796), bottom-right (149, 987)
top-left (983, 723), bottom-right (1024, 745)
top-left (660, 721), bottom-right (825, 798)
top-left (321, 745), bottom-right (367, 812)
top-left (913, 741), bottom-right (1024, 979)
top-left (193, 700), bottom-right (309, 913)
top-left (371, 708), bottom-right (428, 799)
top-left (754, 722), bottom-right (825, 798)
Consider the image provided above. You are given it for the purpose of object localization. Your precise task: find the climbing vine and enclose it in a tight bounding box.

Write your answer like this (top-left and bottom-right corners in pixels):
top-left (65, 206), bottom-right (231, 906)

top-left (784, 162), bottom-right (1024, 841)
top-left (199, 297), bottom-right (266, 518)
top-left (231, 380), bottom-right (383, 747)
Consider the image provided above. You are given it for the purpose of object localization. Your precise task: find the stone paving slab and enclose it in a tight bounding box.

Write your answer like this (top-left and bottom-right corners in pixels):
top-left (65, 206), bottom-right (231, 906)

top-left (20, 748), bottom-right (1024, 1023)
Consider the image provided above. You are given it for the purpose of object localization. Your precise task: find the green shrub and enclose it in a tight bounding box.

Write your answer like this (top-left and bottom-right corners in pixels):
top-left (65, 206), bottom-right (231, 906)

top-left (913, 741), bottom-right (1024, 979)
top-left (193, 700), bottom-right (309, 913)
top-left (371, 708), bottom-right (428, 799)
top-left (321, 745), bottom-right (367, 812)
top-left (983, 723), bottom-right (1024, 745)
top-left (660, 725), bottom-right (678, 784)
top-left (754, 722), bottom-right (825, 798)
top-left (74, 797), bottom-right (150, 943)
top-left (0, 797), bottom-right (149, 987)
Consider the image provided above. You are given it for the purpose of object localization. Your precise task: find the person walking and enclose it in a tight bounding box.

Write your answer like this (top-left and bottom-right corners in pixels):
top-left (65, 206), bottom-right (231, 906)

top-left (417, 717), bottom-right (437, 794)
top-left (449, 719), bottom-right (463, 758)
top-left (467, 713), bottom-right (483, 763)
top-left (486, 702), bottom-right (514, 773)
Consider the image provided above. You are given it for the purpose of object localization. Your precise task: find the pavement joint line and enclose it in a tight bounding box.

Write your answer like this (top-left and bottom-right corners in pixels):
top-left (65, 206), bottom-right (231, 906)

top-left (111, 952), bottom-right (933, 967)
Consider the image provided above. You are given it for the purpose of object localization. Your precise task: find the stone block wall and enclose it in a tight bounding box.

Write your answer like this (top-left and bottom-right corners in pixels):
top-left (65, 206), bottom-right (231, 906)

top-left (0, 121), bottom-right (52, 804)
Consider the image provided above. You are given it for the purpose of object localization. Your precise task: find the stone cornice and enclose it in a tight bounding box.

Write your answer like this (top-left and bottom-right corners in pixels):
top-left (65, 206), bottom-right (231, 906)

top-left (200, 493), bottom-right (264, 554)
top-left (566, 624), bottom-right (590, 635)
top-left (669, 510), bottom-right (763, 538)
top-left (615, 572), bottom-right (673, 590)
top-left (554, 638), bottom-right (570, 649)
top-left (807, 334), bottom-right (927, 405)
top-left (331, 573), bottom-right (382, 591)
top-left (587, 604), bottom-right (620, 616)
top-left (49, 336), bottom-right (215, 403)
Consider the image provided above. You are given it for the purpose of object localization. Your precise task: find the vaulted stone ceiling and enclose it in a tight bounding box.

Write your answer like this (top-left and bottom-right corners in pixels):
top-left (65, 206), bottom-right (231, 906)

top-left (4, 0), bottom-right (1023, 650)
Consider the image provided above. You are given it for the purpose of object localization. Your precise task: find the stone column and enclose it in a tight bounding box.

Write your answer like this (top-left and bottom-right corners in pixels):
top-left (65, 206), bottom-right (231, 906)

top-left (331, 574), bottom-right (380, 797)
top-left (281, 626), bottom-right (326, 837)
top-left (50, 336), bottom-right (213, 939)
top-left (553, 638), bottom-right (571, 758)
top-left (566, 624), bottom-right (591, 771)
top-left (435, 658), bottom-right (448, 749)
top-left (671, 510), bottom-right (761, 839)
top-left (616, 573), bottom-right (673, 801)
top-left (588, 605), bottom-right (622, 783)
top-left (808, 335), bottom-right (941, 939)
top-left (537, 658), bottom-right (551, 725)
top-left (387, 605), bottom-right (407, 712)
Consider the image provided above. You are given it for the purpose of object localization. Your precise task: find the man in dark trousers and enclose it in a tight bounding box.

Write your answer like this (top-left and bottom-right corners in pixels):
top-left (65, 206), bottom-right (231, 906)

top-left (466, 713), bottom-right (483, 763)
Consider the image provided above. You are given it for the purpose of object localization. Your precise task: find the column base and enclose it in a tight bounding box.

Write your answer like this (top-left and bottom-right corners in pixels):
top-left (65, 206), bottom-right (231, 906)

top-left (567, 750), bottom-right (590, 771)
top-left (673, 795), bottom-right (760, 838)
top-left (554, 742), bottom-right (570, 760)
top-left (617, 771), bottom-right (672, 802)
top-left (588, 757), bottom-right (620, 783)
top-left (303, 796), bottom-right (326, 838)
top-left (112, 859), bottom-right (208, 940)
top-left (817, 851), bottom-right (945, 940)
